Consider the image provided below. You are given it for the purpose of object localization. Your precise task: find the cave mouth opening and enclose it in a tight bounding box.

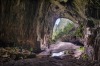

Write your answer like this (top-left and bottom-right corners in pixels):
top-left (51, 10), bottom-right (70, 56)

top-left (50, 18), bottom-right (84, 59)
top-left (52, 18), bottom-right (76, 42)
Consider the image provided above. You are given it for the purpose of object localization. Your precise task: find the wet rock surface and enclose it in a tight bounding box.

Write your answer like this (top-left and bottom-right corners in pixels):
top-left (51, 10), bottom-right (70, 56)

top-left (0, 55), bottom-right (100, 66)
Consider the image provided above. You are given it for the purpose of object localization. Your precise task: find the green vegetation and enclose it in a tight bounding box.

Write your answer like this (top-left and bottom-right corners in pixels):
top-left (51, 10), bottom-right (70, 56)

top-left (79, 46), bottom-right (84, 51)
top-left (52, 18), bottom-right (84, 42)
top-left (74, 24), bottom-right (83, 37)
top-left (52, 22), bottom-right (74, 41)
top-left (81, 53), bottom-right (89, 60)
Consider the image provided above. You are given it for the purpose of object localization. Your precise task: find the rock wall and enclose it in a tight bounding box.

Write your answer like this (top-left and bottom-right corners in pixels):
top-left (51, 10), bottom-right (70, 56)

top-left (0, 0), bottom-right (38, 48)
top-left (0, 0), bottom-right (59, 50)
top-left (0, 0), bottom-right (52, 50)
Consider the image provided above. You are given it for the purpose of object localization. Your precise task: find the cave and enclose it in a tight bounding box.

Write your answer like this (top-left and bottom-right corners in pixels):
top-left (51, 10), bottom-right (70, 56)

top-left (0, 0), bottom-right (100, 66)
top-left (52, 18), bottom-right (76, 41)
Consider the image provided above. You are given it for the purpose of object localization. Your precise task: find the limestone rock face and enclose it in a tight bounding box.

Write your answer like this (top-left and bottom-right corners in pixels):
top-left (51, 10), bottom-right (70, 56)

top-left (0, 0), bottom-right (52, 50)
top-left (0, 0), bottom-right (39, 48)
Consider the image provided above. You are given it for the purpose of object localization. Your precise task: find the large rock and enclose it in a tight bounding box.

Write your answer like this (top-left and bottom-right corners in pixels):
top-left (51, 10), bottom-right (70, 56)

top-left (38, 42), bottom-right (84, 58)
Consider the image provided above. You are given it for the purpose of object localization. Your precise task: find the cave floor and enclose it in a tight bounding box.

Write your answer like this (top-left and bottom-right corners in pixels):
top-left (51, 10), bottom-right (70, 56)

top-left (1, 56), bottom-right (99, 66)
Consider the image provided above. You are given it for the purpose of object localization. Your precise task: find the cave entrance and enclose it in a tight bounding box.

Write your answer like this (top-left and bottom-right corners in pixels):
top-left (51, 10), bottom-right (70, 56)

top-left (52, 18), bottom-right (77, 42)
top-left (50, 18), bottom-right (85, 58)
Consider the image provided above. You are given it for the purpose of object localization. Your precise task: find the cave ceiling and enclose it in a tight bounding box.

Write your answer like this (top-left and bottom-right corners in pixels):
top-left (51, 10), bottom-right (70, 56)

top-left (49, 0), bottom-right (87, 24)
top-left (49, 0), bottom-right (100, 25)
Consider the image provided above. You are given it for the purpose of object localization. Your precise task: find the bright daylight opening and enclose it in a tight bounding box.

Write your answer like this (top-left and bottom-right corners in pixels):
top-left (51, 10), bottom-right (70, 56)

top-left (51, 18), bottom-right (84, 58)
top-left (52, 18), bottom-right (74, 41)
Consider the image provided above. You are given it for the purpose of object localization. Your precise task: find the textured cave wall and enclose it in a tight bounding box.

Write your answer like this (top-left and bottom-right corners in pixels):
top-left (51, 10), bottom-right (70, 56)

top-left (71, 0), bottom-right (100, 61)
top-left (0, 0), bottom-right (39, 48)
top-left (84, 0), bottom-right (100, 60)
top-left (0, 0), bottom-right (53, 50)
top-left (0, 0), bottom-right (59, 51)
top-left (34, 0), bottom-right (59, 50)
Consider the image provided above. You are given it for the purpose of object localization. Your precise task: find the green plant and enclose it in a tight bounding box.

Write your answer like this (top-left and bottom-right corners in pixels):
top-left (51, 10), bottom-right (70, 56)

top-left (74, 24), bottom-right (83, 37)
top-left (53, 23), bottom-right (74, 41)
top-left (81, 53), bottom-right (89, 60)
